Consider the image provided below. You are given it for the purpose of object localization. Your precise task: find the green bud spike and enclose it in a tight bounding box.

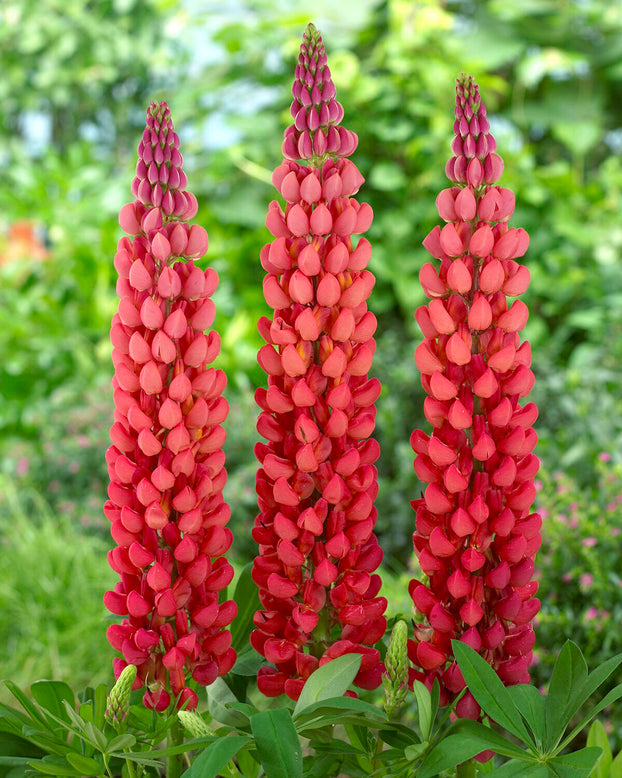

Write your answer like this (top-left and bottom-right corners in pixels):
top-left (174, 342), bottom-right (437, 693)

top-left (383, 620), bottom-right (409, 718)
top-left (178, 710), bottom-right (215, 739)
top-left (105, 664), bottom-right (137, 728)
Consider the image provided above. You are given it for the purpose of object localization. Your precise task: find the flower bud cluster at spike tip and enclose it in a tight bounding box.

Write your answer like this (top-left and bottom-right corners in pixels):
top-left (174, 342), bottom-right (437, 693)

top-left (445, 73), bottom-right (504, 187)
top-left (282, 22), bottom-right (358, 165)
top-left (104, 101), bottom-right (237, 714)
top-left (252, 24), bottom-right (386, 703)
top-left (408, 76), bottom-right (541, 722)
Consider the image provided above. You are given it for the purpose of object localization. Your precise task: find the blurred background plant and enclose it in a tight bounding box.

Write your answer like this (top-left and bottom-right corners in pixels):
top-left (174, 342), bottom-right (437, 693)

top-left (1, 0), bottom-right (621, 739)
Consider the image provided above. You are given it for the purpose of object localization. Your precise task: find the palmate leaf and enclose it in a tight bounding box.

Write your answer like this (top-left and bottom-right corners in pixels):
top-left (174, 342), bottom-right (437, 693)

top-left (452, 641), bottom-right (534, 747)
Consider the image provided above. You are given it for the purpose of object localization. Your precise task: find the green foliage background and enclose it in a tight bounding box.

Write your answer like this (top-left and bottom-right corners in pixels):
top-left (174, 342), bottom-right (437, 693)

top-left (1, 0), bottom-right (621, 726)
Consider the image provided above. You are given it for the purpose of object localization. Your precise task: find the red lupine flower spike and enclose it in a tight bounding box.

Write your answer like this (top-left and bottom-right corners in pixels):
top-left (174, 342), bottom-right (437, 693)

top-left (408, 75), bottom-right (541, 722)
top-left (253, 23), bottom-right (386, 702)
top-left (105, 101), bottom-right (236, 712)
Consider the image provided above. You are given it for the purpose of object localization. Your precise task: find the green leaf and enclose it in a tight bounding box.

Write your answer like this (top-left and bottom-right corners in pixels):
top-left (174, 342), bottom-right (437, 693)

top-left (106, 734), bottom-right (136, 752)
top-left (65, 753), bottom-right (105, 775)
top-left (231, 646), bottom-right (264, 676)
top-left (303, 753), bottom-right (342, 778)
top-left (412, 680), bottom-right (432, 741)
top-left (83, 722), bottom-right (107, 752)
top-left (30, 682), bottom-right (75, 731)
top-left (207, 678), bottom-right (248, 729)
top-left (0, 757), bottom-right (32, 766)
top-left (28, 755), bottom-right (83, 776)
top-left (549, 747), bottom-right (602, 777)
top-left (559, 684), bottom-right (622, 753)
top-left (293, 654), bottom-right (362, 717)
top-left (125, 736), bottom-right (214, 761)
top-left (229, 562), bottom-right (261, 653)
top-left (378, 722), bottom-right (422, 749)
top-left (2, 683), bottom-right (51, 731)
top-left (586, 721), bottom-right (611, 778)
top-left (507, 683), bottom-right (546, 745)
top-left (404, 741), bottom-right (428, 760)
top-left (492, 762), bottom-right (550, 778)
top-left (562, 653), bottom-right (622, 733)
top-left (180, 735), bottom-right (252, 778)
top-left (545, 641), bottom-right (588, 750)
top-left (237, 747), bottom-right (260, 778)
top-left (294, 697), bottom-right (385, 733)
top-left (61, 701), bottom-right (87, 732)
top-left (610, 749), bottom-right (622, 778)
top-left (417, 733), bottom-right (502, 778)
top-left (93, 685), bottom-right (108, 731)
top-left (250, 708), bottom-right (302, 778)
top-left (15, 727), bottom-right (69, 758)
top-left (452, 641), bottom-right (533, 747)
top-left (450, 719), bottom-right (532, 760)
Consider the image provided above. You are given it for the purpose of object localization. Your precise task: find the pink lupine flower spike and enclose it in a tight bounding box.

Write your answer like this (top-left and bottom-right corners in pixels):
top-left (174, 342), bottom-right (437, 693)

top-left (252, 23), bottom-right (387, 701)
top-left (408, 74), bottom-right (541, 721)
top-left (105, 102), bottom-right (236, 712)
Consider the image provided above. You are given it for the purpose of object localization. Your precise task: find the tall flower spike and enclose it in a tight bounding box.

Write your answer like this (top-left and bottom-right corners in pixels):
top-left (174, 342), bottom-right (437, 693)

top-left (252, 23), bottom-right (386, 702)
top-left (105, 102), bottom-right (237, 713)
top-left (408, 74), bottom-right (541, 721)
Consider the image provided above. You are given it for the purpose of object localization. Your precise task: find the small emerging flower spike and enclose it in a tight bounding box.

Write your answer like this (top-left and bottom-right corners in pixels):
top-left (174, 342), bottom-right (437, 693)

top-left (105, 102), bottom-right (237, 713)
top-left (252, 23), bottom-right (386, 701)
top-left (408, 75), bottom-right (541, 721)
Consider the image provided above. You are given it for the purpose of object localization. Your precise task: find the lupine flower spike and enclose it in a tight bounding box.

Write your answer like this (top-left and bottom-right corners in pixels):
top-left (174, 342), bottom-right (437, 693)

top-left (252, 23), bottom-right (387, 701)
top-left (104, 102), bottom-right (237, 713)
top-left (408, 75), bottom-right (541, 720)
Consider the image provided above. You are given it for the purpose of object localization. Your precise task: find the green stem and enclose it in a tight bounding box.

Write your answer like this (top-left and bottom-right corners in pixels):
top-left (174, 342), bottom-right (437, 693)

top-left (102, 754), bottom-right (115, 778)
top-left (456, 758), bottom-right (476, 777)
top-left (125, 756), bottom-right (137, 778)
top-left (167, 718), bottom-right (184, 778)
top-left (372, 734), bottom-right (384, 774)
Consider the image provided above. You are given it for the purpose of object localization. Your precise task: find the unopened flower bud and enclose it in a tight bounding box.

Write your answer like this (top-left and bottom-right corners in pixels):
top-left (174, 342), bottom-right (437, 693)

top-left (105, 664), bottom-right (137, 727)
top-left (178, 710), bottom-right (215, 739)
top-left (383, 620), bottom-right (409, 717)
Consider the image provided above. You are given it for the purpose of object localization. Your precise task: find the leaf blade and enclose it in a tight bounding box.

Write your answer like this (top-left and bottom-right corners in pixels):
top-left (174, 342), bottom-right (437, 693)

top-left (292, 654), bottom-right (362, 718)
top-left (250, 708), bottom-right (302, 778)
top-left (180, 735), bottom-right (252, 778)
top-left (452, 641), bottom-right (533, 746)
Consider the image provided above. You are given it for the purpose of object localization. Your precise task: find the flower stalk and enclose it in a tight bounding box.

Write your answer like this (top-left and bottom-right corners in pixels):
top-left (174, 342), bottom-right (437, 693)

top-left (252, 23), bottom-right (386, 700)
top-left (104, 102), bottom-right (236, 712)
top-left (408, 74), bottom-right (541, 720)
